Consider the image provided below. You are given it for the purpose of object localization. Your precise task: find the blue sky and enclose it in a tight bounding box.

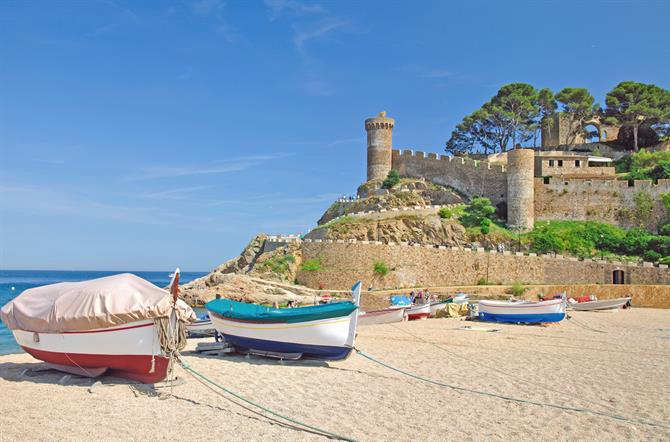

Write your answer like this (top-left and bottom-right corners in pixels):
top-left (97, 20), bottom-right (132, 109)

top-left (1, 0), bottom-right (668, 271)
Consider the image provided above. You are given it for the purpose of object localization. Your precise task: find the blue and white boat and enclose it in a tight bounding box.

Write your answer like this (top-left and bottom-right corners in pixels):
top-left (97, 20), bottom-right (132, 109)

top-left (206, 282), bottom-right (362, 360)
top-left (478, 299), bottom-right (565, 324)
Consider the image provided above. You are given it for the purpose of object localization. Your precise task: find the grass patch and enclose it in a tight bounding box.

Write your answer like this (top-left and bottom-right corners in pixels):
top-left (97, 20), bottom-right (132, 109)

top-left (301, 257), bottom-right (324, 272)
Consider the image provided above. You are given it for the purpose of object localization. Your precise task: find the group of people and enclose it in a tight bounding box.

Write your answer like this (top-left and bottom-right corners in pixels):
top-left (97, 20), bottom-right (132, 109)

top-left (409, 289), bottom-right (436, 304)
top-left (337, 195), bottom-right (360, 203)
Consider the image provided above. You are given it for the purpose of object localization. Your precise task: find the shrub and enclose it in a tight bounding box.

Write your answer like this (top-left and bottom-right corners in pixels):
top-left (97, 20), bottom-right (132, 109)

top-left (261, 254), bottom-right (295, 275)
top-left (660, 256), bottom-right (670, 265)
top-left (438, 207), bottom-right (453, 219)
top-left (373, 260), bottom-right (389, 277)
top-left (382, 169), bottom-right (400, 189)
top-left (301, 258), bottom-right (323, 272)
top-left (461, 197), bottom-right (496, 227)
top-left (660, 224), bottom-right (670, 237)
top-left (476, 278), bottom-right (488, 285)
top-left (510, 282), bottom-right (526, 297)
top-left (643, 250), bottom-right (662, 263)
top-left (480, 218), bottom-right (491, 234)
top-left (633, 191), bottom-right (654, 227)
top-left (662, 192), bottom-right (670, 218)
top-left (528, 227), bottom-right (565, 254)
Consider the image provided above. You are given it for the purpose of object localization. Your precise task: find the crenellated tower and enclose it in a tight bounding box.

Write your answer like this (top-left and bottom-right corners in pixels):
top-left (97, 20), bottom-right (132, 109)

top-left (365, 111), bottom-right (394, 181)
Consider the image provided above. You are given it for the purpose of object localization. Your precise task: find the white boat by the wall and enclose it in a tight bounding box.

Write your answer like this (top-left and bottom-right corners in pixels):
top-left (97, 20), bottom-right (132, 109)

top-left (406, 303), bottom-right (431, 320)
top-left (187, 314), bottom-right (216, 337)
top-left (358, 307), bottom-right (406, 325)
top-left (478, 299), bottom-right (565, 324)
top-left (569, 297), bottom-right (631, 311)
top-left (0, 271), bottom-right (195, 383)
top-left (207, 282), bottom-right (362, 360)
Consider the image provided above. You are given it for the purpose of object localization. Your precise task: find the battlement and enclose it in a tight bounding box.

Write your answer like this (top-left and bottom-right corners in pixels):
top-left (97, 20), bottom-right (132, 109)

top-left (537, 177), bottom-right (670, 190)
top-left (391, 149), bottom-right (506, 173)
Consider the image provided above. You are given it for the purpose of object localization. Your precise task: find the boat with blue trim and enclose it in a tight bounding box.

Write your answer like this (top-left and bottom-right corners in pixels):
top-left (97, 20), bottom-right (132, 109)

top-left (206, 282), bottom-right (362, 360)
top-left (478, 299), bottom-right (566, 324)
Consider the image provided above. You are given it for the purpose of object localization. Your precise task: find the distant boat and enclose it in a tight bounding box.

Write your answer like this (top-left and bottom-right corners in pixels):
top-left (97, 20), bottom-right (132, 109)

top-left (206, 282), bottom-right (362, 360)
top-left (569, 297), bottom-right (631, 311)
top-left (187, 314), bottom-right (216, 337)
top-left (478, 299), bottom-right (565, 324)
top-left (406, 303), bottom-right (431, 320)
top-left (358, 307), bottom-right (406, 325)
top-left (0, 270), bottom-right (195, 383)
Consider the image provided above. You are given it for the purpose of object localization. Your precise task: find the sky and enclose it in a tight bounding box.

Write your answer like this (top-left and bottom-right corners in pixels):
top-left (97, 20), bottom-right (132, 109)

top-left (1, 0), bottom-right (669, 272)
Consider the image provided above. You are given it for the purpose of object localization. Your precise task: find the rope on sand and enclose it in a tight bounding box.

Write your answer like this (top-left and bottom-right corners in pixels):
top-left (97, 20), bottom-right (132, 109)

top-left (566, 315), bottom-right (607, 333)
top-left (179, 360), bottom-right (357, 441)
top-left (355, 349), bottom-right (670, 430)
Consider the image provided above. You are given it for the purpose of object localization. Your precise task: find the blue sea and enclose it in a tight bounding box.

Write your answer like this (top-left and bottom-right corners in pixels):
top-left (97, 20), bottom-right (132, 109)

top-left (0, 270), bottom-right (207, 355)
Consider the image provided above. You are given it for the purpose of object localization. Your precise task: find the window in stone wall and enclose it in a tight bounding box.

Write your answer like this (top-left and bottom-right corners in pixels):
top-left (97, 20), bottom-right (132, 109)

top-left (549, 159), bottom-right (555, 167)
top-left (543, 177), bottom-right (550, 184)
top-left (575, 160), bottom-right (581, 167)
top-left (558, 160), bottom-right (563, 167)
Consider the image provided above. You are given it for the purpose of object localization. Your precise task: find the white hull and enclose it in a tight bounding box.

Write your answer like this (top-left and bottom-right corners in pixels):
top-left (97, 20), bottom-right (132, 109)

top-left (358, 308), bottom-right (406, 325)
top-left (13, 319), bottom-right (161, 356)
top-left (478, 299), bottom-right (565, 323)
top-left (570, 297), bottom-right (631, 311)
top-left (187, 319), bottom-right (215, 334)
top-left (429, 301), bottom-right (449, 317)
top-left (210, 310), bottom-right (358, 347)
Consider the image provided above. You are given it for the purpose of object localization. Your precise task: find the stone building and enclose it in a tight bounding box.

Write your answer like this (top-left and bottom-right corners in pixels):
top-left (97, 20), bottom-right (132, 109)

top-left (540, 113), bottom-right (620, 147)
top-left (362, 112), bottom-right (670, 232)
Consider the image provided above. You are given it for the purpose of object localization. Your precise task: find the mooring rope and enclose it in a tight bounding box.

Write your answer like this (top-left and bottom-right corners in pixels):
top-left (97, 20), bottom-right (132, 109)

top-left (179, 360), bottom-right (357, 441)
top-left (566, 315), bottom-right (608, 334)
top-left (355, 349), bottom-right (670, 429)
top-left (387, 323), bottom-right (625, 413)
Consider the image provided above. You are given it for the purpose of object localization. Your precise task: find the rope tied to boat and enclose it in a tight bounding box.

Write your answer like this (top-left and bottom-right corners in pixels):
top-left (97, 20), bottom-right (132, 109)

top-left (354, 348), bottom-right (670, 430)
top-left (177, 358), bottom-right (357, 441)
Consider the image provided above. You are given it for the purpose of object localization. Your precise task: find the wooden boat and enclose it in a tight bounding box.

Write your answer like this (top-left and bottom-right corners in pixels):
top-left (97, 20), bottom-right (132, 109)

top-left (187, 314), bottom-right (216, 337)
top-left (0, 271), bottom-right (195, 383)
top-left (207, 282), bottom-right (362, 360)
top-left (478, 299), bottom-right (565, 324)
top-left (569, 297), bottom-right (631, 311)
top-left (406, 303), bottom-right (431, 320)
top-left (358, 307), bottom-right (406, 325)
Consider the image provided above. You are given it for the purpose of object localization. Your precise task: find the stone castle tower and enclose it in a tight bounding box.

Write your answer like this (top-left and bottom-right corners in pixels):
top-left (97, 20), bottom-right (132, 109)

top-left (506, 148), bottom-right (535, 231)
top-left (365, 111), bottom-right (394, 181)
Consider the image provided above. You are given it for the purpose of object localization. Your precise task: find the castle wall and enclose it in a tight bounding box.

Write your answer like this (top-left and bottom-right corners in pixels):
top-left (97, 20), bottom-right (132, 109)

top-left (391, 149), bottom-right (507, 205)
top-left (296, 241), bottom-right (669, 291)
top-left (534, 178), bottom-right (670, 231)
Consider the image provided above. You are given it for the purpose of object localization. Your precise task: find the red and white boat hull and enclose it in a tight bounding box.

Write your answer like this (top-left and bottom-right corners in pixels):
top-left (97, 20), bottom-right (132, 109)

top-left (406, 303), bottom-right (431, 320)
top-left (12, 319), bottom-right (168, 383)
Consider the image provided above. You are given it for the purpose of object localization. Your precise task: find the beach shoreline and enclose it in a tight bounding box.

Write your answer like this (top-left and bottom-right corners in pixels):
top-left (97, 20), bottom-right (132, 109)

top-left (1, 308), bottom-right (668, 441)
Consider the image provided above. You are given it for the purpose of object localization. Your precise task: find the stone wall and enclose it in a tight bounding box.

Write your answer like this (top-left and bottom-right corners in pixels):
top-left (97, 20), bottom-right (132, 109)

top-left (534, 177), bottom-right (670, 231)
top-left (391, 149), bottom-right (508, 205)
top-left (295, 240), bottom-right (669, 290)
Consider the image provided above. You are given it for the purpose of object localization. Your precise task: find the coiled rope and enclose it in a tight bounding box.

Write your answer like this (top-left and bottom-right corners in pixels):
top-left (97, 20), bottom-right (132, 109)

top-left (179, 359), bottom-right (357, 441)
top-left (355, 349), bottom-right (670, 429)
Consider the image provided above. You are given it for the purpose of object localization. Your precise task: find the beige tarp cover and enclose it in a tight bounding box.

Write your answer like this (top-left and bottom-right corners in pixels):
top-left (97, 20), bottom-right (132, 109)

top-left (436, 303), bottom-right (468, 318)
top-left (0, 273), bottom-right (196, 333)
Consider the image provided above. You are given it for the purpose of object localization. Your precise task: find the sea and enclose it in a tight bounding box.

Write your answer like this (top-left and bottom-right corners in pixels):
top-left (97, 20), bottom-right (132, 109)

top-left (0, 270), bottom-right (207, 355)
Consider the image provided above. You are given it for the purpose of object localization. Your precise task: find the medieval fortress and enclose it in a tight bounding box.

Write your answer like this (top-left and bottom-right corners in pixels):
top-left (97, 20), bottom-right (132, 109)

top-left (365, 112), bottom-right (670, 232)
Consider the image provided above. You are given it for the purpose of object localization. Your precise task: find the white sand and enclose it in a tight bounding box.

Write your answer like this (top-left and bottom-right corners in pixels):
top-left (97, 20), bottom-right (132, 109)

top-left (1, 308), bottom-right (669, 441)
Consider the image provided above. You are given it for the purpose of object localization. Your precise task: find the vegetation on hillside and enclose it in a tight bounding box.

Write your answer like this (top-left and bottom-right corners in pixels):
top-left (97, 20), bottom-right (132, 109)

top-left (615, 149), bottom-right (670, 181)
top-left (382, 169), bottom-right (400, 189)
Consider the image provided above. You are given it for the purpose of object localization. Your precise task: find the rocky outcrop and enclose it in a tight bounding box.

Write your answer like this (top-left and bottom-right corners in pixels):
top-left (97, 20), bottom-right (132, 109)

top-left (214, 234), bottom-right (267, 274)
top-left (318, 179), bottom-right (463, 225)
top-left (307, 214), bottom-right (467, 246)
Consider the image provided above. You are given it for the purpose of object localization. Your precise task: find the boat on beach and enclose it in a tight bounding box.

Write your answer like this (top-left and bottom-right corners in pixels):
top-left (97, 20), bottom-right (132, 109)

top-left (430, 294), bottom-right (470, 317)
top-left (406, 303), bottom-right (431, 320)
top-left (478, 299), bottom-right (566, 324)
top-left (187, 314), bottom-right (216, 337)
top-left (358, 307), bottom-right (406, 325)
top-left (568, 297), bottom-right (631, 311)
top-left (206, 282), bottom-right (362, 360)
top-left (0, 270), bottom-right (195, 383)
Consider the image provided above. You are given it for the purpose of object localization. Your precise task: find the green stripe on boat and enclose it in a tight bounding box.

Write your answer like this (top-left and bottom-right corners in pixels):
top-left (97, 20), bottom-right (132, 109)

top-left (206, 299), bottom-right (358, 324)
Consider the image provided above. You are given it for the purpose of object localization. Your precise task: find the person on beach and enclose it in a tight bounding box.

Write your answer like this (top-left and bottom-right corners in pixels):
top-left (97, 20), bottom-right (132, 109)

top-left (409, 290), bottom-right (416, 303)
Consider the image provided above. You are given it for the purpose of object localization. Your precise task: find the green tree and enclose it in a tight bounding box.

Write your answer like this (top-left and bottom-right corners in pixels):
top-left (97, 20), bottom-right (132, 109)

top-left (605, 82), bottom-right (670, 151)
top-left (382, 169), bottom-right (400, 189)
top-left (555, 88), bottom-right (597, 144)
top-left (462, 197), bottom-right (496, 226)
top-left (446, 83), bottom-right (543, 154)
top-left (535, 88), bottom-right (556, 146)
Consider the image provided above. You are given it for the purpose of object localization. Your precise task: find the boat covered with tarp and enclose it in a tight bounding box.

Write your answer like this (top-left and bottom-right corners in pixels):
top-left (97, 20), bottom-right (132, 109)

top-left (207, 282), bottom-right (362, 360)
top-left (0, 270), bottom-right (195, 383)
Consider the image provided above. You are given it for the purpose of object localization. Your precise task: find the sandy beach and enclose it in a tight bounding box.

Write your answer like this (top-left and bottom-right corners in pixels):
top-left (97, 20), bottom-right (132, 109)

top-left (1, 308), bottom-right (669, 441)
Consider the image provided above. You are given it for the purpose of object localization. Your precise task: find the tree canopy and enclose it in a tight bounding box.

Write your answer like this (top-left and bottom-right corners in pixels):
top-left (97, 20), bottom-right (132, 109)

top-left (605, 81), bottom-right (670, 151)
top-left (555, 88), bottom-right (597, 144)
